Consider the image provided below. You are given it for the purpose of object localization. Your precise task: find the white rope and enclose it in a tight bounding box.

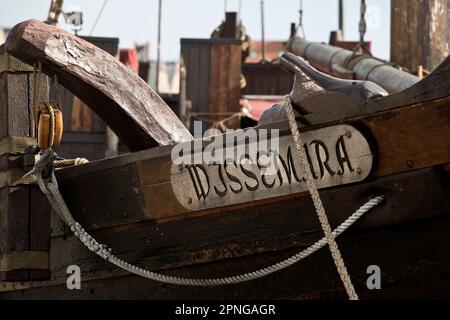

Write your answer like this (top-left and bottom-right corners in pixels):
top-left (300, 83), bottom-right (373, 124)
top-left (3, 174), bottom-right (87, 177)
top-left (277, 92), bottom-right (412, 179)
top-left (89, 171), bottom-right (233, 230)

top-left (283, 95), bottom-right (359, 299)
top-left (43, 178), bottom-right (383, 286)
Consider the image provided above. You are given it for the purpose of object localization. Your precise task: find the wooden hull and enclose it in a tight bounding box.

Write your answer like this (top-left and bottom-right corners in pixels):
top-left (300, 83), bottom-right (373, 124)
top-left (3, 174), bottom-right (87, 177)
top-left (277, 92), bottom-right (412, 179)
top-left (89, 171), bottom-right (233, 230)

top-left (1, 20), bottom-right (450, 300)
top-left (0, 167), bottom-right (448, 299)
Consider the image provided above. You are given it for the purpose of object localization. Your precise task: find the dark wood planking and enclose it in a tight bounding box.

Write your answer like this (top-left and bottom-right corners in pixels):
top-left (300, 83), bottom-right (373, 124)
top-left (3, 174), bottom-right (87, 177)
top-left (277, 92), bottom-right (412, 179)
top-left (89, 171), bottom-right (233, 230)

top-left (0, 187), bottom-right (29, 281)
top-left (350, 98), bottom-right (450, 177)
top-left (241, 63), bottom-right (293, 96)
top-left (3, 212), bottom-right (450, 299)
top-left (5, 19), bottom-right (193, 151)
top-left (0, 45), bottom-right (51, 281)
top-left (52, 169), bottom-right (447, 280)
top-left (210, 42), bottom-right (241, 127)
top-left (29, 186), bottom-right (51, 280)
top-left (222, 12), bottom-right (237, 38)
top-left (4, 168), bottom-right (450, 293)
top-left (0, 73), bottom-right (31, 138)
top-left (401, 56), bottom-right (450, 104)
top-left (0, 60), bottom-right (27, 280)
top-left (199, 43), bottom-right (210, 118)
top-left (58, 163), bottom-right (145, 229)
top-left (182, 38), bottom-right (241, 131)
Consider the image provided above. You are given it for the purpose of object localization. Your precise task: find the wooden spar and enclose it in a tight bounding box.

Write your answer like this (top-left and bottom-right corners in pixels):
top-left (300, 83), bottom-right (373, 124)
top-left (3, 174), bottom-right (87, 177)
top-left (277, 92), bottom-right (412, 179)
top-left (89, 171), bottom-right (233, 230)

top-left (4, 19), bottom-right (193, 152)
top-left (391, 0), bottom-right (450, 72)
top-left (287, 36), bottom-right (420, 94)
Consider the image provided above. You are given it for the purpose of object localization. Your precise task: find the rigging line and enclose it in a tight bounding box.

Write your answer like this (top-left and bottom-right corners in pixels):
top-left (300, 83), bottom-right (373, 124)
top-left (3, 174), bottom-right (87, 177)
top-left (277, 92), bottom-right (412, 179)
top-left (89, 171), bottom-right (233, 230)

top-left (156, 0), bottom-right (163, 93)
top-left (292, 0), bottom-right (305, 39)
top-left (338, 0), bottom-right (344, 36)
top-left (357, 0), bottom-right (367, 53)
top-left (298, 0), bottom-right (305, 38)
top-left (237, 0), bottom-right (242, 22)
top-left (260, 0), bottom-right (266, 62)
top-left (90, 0), bottom-right (108, 36)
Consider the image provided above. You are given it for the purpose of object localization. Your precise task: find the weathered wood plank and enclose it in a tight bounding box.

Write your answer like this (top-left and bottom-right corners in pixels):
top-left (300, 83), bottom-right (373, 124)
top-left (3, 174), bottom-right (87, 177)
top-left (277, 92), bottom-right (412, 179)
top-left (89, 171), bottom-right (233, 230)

top-left (3, 168), bottom-right (450, 294)
top-left (52, 98), bottom-right (450, 230)
top-left (391, 0), bottom-right (449, 72)
top-left (48, 167), bottom-right (449, 285)
top-left (2, 215), bottom-right (450, 299)
top-left (5, 19), bottom-right (193, 151)
top-left (0, 187), bottom-right (29, 281)
top-left (170, 125), bottom-right (373, 211)
top-left (182, 38), bottom-right (241, 131)
top-left (0, 44), bottom-right (50, 281)
top-left (29, 186), bottom-right (51, 280)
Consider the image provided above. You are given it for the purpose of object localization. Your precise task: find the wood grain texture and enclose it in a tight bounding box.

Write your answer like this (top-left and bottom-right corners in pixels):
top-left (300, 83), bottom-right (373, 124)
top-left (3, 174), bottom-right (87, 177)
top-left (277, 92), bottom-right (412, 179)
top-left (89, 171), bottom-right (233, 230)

top-left (391, 0), bottom-right (449, 72)
top-left (181, 39), bottom-right (241, 131)
top-left (5, 19), bottom-right (193, 151)
top-left (0, 187), bottom-right (29, 281)
top-left (49, 97), bottom-right (450, 231)
top-left (3, 218), bottom-right (450, 299)
top-left (70, 95), bottom-right (92, 132)
top-left (1, 169), bottom-right (449, 298)
top-left (0, 45), bottom-right (51, 281)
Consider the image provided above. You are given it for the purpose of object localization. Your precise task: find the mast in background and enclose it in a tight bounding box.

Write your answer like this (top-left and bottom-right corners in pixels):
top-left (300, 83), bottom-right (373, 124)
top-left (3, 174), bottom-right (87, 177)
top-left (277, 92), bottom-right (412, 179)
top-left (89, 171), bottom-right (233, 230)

top-left (338, 0), bottom-right (344, 37)
top-left (260, 0), bottom-right (266, 62)
top-left (156, 0), bottom-right (163, 92)
top-left (391, 0), bottom-right (449, 74)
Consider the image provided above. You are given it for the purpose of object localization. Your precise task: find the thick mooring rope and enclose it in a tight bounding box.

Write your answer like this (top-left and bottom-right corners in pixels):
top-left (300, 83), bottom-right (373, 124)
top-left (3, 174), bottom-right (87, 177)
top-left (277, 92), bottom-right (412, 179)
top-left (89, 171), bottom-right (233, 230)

top-left (283, 95), bottom-right (359, 299)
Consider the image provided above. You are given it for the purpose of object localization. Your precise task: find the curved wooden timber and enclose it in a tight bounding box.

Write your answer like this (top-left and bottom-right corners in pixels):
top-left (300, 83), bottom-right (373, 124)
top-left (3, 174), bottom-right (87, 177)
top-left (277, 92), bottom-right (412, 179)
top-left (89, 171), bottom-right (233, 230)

top-left (5, 19), bottom-right (193, 151)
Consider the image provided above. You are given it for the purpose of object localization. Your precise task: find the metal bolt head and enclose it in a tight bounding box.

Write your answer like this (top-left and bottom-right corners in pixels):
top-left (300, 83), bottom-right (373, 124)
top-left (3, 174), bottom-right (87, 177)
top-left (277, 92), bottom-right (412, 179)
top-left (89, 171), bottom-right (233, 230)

top-left (345, 131), bottom-right (352, 138)
top-left (178, 164), bottom-right (184, 171)
top-left (406, 160), bottom-right (414, 168)
top-left (356, 167), bottom-right (362, 175)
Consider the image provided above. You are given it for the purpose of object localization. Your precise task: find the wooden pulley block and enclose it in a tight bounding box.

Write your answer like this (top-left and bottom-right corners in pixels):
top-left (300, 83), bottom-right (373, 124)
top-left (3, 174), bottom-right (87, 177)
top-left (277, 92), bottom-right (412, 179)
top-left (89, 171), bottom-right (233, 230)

top-left (37, 102), bottom-right (63, 149)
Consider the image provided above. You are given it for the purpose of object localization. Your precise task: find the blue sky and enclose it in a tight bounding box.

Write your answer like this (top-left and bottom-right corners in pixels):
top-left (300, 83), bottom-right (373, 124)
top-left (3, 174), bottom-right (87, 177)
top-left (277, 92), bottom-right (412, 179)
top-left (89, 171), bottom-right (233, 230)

top-left (1, 0), bottom-right (391, 61)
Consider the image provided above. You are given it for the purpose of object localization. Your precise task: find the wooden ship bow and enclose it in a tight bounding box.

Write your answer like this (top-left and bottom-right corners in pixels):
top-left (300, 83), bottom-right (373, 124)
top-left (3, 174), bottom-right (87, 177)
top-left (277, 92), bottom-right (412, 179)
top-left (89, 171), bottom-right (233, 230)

top-left (0, 18), bottom-right (449, 300)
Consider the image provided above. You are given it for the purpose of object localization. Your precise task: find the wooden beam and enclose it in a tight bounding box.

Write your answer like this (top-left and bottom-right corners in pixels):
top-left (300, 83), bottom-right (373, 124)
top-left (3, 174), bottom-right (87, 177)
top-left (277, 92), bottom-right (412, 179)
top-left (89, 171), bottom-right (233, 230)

top-left (391, 0), bottom-right (449, 72)
top-left (50, 96), bottom-right (450, 234)
top-left (1, 169), bottom-right (449, 297)
top-left (0, 45), bottom-right (51, 281)
top-left (5, 19), bottom-right (193, 152)
top-left (222, 12), bottom-right (237, 38)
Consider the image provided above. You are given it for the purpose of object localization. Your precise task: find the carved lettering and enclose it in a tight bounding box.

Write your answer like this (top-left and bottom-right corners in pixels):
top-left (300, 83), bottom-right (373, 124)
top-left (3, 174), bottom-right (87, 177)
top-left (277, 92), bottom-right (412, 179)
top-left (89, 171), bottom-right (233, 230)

top-left (172, 125), bottom-right (373, 211)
